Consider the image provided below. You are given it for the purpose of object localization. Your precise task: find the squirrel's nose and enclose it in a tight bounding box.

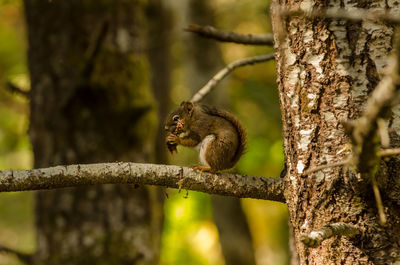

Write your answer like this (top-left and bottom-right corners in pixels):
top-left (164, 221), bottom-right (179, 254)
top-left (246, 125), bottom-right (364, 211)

top-left (164, 125), bottom-right (169, 131)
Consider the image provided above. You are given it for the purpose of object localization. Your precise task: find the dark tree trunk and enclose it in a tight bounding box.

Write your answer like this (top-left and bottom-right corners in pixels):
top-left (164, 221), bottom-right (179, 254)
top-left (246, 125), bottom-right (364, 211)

top-left (211, 195), bottom-right (256, 265)
top-left (271, 0), bottom-right (400, 264)
top-left (146, 0), bottom-right (173, 164)
top-left (24, 0), bottom-right (163, 264)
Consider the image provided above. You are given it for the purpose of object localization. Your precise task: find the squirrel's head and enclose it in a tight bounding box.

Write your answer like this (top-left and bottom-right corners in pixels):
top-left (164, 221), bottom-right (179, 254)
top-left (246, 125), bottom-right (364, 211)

top-left (164, 101), bottom-right (194, 133)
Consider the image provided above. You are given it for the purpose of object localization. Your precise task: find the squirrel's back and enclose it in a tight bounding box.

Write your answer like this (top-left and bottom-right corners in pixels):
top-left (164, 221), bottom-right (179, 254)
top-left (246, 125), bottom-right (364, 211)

top-left (200, 104), bottom-right (246, 165)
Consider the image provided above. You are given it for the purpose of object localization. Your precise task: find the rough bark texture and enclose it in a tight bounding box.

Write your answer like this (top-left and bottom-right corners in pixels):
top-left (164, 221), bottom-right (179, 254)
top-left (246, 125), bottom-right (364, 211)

top-left (24, 0), bottom-right (163, 264)
top-left (271, 1), bottom-right (400, 264)
top-left (0, 163), bottom-right (285, 202)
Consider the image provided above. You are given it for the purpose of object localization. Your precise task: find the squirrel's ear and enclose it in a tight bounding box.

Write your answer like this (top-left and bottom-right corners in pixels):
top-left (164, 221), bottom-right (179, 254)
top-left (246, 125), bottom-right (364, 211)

top-left (181, 101), bottom-right (194, 115)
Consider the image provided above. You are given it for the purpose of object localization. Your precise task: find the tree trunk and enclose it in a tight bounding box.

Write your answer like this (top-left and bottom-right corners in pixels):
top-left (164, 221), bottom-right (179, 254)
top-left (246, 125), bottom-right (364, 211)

top-left (211, 195), bottom-right (256, 265)
top-left (146, 0), bottom-right (173, 164)
top-left (24, 0), bottom-right (163, 264)
top-left (271, 1), bottom-right (400, 264)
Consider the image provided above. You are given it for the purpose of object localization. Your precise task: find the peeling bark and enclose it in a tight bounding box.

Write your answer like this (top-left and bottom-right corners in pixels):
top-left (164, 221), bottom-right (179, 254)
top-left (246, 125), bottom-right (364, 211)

top-left (271, 0), bottom-right (400, 264)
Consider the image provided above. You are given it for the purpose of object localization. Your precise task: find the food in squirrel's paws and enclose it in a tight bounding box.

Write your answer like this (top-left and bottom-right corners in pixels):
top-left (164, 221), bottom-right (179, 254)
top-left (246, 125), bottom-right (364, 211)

top-left (166, 119), bottom-right (184, 154)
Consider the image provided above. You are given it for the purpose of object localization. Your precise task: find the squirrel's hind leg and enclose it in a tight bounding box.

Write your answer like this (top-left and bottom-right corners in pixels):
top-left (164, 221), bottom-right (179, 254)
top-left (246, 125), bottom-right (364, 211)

top-left (191, 165), bottom-right (217, 173)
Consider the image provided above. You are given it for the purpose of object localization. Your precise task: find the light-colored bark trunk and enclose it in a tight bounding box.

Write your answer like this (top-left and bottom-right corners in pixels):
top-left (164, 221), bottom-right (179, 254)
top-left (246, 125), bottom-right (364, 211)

top-left (271, 1), bottom-right (400, 264)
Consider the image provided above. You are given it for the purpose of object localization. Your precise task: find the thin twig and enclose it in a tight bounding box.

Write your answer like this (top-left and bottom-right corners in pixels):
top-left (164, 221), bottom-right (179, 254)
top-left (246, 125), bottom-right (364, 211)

top-left (371, 177), bottom-right (387, 225)
top-left (191, 54), bottom-right (275, 103)
top-left (281, 8), bottom-right (400, 24)
top-left (184, 24), bottom-right (274, 46)
top-left (378, 148), bottom-right (400, 157)
top-left (5, 81), bottom-right (29, 97)
top-left (303, 159), bottom-right (350, 176)
top-left (301, 222), bottom-right (360, 248)
top-left (377, 118), bottom-right (390, 148)
top-left (303, 146), bottom-right (400, 175)
top-left (0, 162), bottom-right (285, 202)
top-left (0, 244), bottom-right (32, 264)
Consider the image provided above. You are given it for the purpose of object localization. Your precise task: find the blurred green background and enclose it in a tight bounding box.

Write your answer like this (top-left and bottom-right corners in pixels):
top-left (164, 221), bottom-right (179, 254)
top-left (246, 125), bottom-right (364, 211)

top-left (0, 0), bottom-right (288, 264)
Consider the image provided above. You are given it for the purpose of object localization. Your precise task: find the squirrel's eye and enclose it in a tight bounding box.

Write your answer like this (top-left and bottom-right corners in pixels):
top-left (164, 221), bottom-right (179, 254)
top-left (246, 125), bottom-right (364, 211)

top-left (173, 115), bottom-right (180, 122)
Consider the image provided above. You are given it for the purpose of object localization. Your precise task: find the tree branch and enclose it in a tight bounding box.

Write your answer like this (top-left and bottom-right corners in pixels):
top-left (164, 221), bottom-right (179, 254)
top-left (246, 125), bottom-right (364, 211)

top-left (281, 7), bottom-right (400, 24)
top-left (0, 162), bottom-right (285, 202)
top-left (378, 148), bottom-right (400, 157)
top-left (191, 54), bottom-right (275, 103)
top-left (300, 222), bottom-right (360, 248)
top-left (184, 24), bottom-right (274, 45)
top-left (5, 81), bottom-right (29, 97)
top-left (303, 146), bottom-right (400, 175)
top-left (0, 244), bottom-right (32, 264)
top-left (303, 159), bottom-right (350, 176)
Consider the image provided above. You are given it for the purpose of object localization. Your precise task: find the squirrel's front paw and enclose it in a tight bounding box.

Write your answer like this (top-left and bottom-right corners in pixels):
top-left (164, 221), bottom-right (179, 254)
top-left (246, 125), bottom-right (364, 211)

top-left (166, 134), bottom-right (180, 145)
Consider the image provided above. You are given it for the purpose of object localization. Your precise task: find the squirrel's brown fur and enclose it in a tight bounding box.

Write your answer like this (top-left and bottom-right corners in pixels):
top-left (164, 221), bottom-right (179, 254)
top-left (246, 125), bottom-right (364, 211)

top-left (165, 101), bottom-right (246, 171)
top-left (199, 104), bottom-right (246, 166)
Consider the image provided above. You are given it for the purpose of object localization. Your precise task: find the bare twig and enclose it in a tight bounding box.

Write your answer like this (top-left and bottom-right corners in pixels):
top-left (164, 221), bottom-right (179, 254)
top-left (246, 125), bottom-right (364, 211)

top-left (185, 24), bottom-right (274, 46)
top-left (5, 81), bottom-right (29, 97)
top-left (378, 148), bottom-right (400, 157)
top-left (281, 8), bottom-right (400, 24)
top-left (371, 177), bottom-right (387, 225)
top-left (0, 244), bottom-right (32, 264)
top-left (303, 146), bottom-right (400, 175)
top-left (0, 162), bottom-right (285, 202)
top-left (191, 54), bottom-right (275, 103)
top-left (303, 159), bottom-right (350, 176)
top-left (301, 222), bottom-right (360, 248)
top-left (377, 118), bottom-right (390, 148)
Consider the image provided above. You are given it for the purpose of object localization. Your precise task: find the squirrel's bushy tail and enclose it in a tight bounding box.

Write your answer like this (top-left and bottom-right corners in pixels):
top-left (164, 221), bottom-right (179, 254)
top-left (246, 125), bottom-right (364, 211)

top-left (200, 105), bottom-right (246, 165)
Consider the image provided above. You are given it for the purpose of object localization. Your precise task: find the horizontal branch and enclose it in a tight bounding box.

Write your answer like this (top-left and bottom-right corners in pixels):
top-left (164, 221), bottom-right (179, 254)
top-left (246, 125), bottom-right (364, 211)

top-left (303, 159), bottom-right (350, 176)
top-left (185, 24), bottom-right (274, 45)
top-left (191, 54), bottom-right (275, 103)
top-left (304, 147), bottom-right (400, 175)
top-left (300, 222), bottom-right (360, 248)
top-left (5, 81), bottom-right (29, 97)
top-left (281, 8), bottom-right (400, 24)
top-left (0, 244), bottom-right (32, 264)
top-left (0, 162), bottom-right (285, 202)
top-left (378, 148), bottom-right (400, 157)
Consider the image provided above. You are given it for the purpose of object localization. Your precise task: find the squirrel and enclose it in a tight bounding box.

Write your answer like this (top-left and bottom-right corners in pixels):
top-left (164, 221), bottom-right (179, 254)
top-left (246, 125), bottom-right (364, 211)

top-left (165, 101), bottom-right (246, 172)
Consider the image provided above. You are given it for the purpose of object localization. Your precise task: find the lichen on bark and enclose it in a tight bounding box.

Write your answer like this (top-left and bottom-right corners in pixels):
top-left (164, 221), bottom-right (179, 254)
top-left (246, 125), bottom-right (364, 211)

top-left (272, 0), bottom-right (400, 264)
